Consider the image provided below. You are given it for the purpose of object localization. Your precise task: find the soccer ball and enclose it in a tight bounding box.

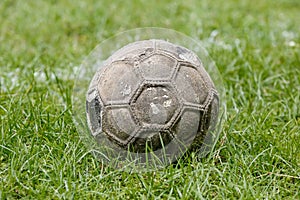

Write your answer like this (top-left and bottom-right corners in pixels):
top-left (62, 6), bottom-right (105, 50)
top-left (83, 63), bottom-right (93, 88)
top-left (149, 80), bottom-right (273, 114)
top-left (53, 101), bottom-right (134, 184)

top-left (86, 39), bottom-right (219, 155)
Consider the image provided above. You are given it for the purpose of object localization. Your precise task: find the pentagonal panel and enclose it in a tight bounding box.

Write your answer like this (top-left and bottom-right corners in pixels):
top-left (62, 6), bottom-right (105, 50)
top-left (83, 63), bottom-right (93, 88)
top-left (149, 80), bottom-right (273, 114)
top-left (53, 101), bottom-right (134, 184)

top-left (98, 62), bottom-right (142, 104)
top-left (102, 106), bottom-right (138, 145)
top-left (133, 85), bottom-right (180, 126)
top-left (139, 54), bottom-right (177, 80)
top-left (174, 65), bottom-right (209, 105)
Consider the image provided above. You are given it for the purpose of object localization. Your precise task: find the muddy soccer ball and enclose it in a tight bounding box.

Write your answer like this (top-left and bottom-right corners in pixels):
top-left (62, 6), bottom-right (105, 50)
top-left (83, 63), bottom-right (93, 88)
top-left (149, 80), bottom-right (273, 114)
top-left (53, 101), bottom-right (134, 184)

top-left (86, 39), bottom-right (219, 154)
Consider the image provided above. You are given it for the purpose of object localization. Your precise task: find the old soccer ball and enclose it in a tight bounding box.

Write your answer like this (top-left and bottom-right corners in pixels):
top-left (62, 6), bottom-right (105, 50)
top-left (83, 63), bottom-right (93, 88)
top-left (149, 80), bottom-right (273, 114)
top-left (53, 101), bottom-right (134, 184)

top-left (86, 39), bottom-right (219, 155)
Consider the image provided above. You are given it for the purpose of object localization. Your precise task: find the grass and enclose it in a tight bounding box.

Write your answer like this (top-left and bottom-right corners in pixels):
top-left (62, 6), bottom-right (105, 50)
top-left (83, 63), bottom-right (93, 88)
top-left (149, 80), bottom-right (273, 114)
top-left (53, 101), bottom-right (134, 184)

top-left (0, 0), bottom-right (299, 199)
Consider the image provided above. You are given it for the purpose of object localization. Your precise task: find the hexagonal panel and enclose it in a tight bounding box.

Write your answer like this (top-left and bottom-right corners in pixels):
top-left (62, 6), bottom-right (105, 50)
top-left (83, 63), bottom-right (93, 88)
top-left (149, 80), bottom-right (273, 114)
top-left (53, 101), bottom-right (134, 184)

top-left (204, 92), bottom-right (219, 132)
top-left (128, 130), bottom-right (174, 152)
top-left (98, 61), bottom-right (142, 105)
top-left (86, 88), bottom-right (102, 136)
top-left (139, 54), bottom-right (177, 80)
top-left (132, 84), bottom-right (180, 127)
top-left (108, 40), bottom-right (155, 63)
top-left (155, 40), bottom-right (201, 65)
top-left (174, 64), bottom-right (209, 105)
top-left (171, 108), bottom-right (202, 147)
top-left (102, 106), bottom-right (138, 145)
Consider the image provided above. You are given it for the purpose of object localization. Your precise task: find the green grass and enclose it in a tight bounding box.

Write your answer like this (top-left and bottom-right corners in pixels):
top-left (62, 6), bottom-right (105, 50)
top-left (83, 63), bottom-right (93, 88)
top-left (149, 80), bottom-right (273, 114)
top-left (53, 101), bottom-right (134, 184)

top-left (1, 0), bottom-right (299, 199)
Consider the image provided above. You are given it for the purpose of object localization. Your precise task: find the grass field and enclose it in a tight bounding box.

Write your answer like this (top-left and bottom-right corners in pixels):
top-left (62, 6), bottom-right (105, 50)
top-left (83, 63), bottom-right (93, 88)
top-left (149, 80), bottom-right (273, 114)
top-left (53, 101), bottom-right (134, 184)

top-left (1, 0), bottom-right (299, 199)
